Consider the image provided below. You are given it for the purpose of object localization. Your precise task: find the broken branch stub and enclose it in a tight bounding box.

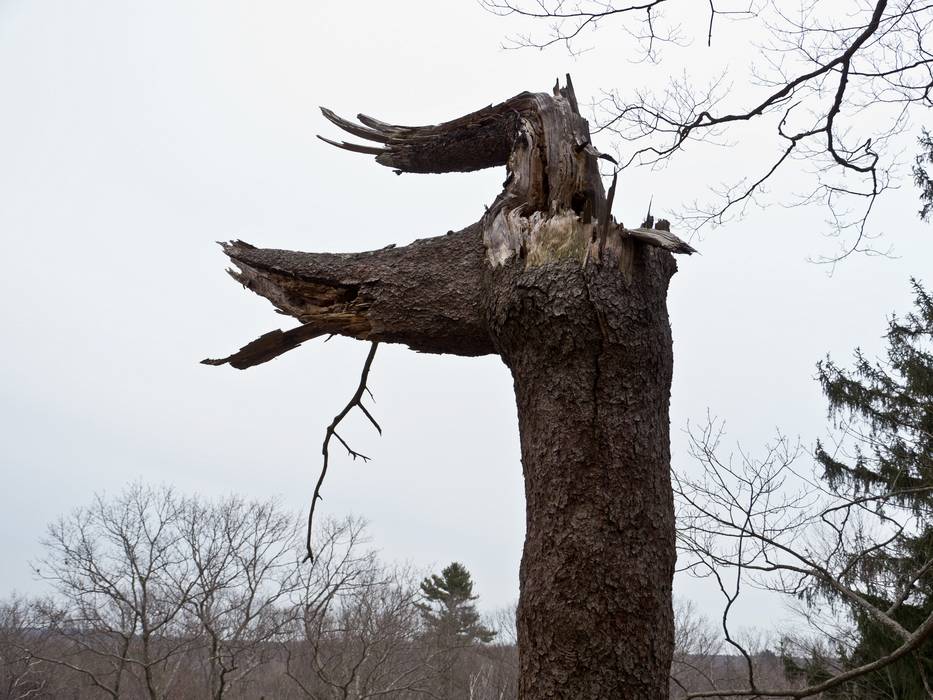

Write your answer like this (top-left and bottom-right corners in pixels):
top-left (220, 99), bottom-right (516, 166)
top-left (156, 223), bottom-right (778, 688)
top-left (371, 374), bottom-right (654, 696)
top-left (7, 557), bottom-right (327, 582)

top-left (319, 75), bottom-right (694, 269)
top-left (202, 229), bottom-right (493, 368)
top-left (319, 103), bottom-right (521, 174)
top-left (206, 75), bottom-right (694, 368)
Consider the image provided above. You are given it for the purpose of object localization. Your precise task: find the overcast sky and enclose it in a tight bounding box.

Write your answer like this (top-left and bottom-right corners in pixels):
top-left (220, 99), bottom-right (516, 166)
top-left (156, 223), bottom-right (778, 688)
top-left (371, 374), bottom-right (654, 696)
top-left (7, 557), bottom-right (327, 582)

top-left (1, 1), bottom-right (930, 633)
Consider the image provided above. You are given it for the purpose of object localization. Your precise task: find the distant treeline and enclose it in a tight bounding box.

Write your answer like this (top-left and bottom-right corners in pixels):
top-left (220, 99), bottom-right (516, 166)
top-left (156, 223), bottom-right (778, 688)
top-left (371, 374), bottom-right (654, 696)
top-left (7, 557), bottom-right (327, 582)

top-left (0, 484), bottom-right (809, 699)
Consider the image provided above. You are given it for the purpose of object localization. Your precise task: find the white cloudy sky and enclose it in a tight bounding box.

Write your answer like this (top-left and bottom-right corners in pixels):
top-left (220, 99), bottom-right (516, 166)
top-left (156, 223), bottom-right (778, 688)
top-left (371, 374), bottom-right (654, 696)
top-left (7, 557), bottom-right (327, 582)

top-left (1, 1), bottom-right (930, 631)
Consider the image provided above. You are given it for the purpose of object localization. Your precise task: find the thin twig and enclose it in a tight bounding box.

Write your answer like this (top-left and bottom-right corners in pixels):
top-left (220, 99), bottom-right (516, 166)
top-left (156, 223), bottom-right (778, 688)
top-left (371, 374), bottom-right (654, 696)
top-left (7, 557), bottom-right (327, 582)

top-left (305, 342), bottom-right (381, 562)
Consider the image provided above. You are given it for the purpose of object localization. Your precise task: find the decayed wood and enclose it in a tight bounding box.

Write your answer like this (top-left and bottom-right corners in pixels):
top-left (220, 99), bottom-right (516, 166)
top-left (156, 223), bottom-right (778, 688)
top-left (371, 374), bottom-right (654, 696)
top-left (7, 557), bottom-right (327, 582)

top-left (208, 76), bottom-right (687, 699)
top-left (202, 321), bottom-right (342, 370)
top-left (211, 76), bottom-right (694, 368)
top-left (204, 228), bottom-right (494, 369)
top-left (319, 101), bottom-right (524, 173)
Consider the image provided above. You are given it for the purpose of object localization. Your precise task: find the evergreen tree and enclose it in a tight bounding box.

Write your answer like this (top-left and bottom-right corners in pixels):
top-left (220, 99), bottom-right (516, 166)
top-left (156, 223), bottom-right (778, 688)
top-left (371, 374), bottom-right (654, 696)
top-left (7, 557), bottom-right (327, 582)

top-left (914, 130), bottom-right (933, 222)
top-left (418, 562), bottom-right (495, 644)
top-left (811, 280), bottom-right (933, 697)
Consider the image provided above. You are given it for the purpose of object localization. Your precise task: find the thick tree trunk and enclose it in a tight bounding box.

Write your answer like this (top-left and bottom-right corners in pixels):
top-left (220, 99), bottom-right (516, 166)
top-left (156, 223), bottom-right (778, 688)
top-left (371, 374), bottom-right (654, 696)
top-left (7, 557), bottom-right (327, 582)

top-left (487, 251), bottom-right (677, 698)
top-left (207, 76), bottom-right (691, 699)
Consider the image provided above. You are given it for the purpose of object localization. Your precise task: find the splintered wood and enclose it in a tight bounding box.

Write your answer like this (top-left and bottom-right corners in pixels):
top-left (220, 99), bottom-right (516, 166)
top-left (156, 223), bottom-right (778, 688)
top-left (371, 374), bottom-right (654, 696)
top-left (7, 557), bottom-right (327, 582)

top-left (206, 75), bottom-right (693, 370)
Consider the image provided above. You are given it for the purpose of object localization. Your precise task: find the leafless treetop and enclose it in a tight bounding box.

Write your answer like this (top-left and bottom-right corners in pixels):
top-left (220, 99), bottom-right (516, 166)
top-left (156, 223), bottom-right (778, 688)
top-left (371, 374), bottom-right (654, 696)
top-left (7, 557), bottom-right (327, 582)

top-left (483, 0), bottom-right (933, 261)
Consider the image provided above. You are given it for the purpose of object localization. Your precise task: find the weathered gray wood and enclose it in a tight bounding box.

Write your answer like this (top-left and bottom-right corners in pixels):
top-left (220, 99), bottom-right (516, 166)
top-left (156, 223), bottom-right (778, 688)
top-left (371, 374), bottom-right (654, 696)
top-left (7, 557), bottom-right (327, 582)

top-left (625, 226), bottom-right (698, 254)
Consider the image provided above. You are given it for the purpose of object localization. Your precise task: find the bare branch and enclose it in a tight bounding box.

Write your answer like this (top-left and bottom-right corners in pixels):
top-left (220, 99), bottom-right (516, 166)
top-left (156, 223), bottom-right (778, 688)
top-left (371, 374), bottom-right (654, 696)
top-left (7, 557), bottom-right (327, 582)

top-left (305, 342), bottom-right (380, 563)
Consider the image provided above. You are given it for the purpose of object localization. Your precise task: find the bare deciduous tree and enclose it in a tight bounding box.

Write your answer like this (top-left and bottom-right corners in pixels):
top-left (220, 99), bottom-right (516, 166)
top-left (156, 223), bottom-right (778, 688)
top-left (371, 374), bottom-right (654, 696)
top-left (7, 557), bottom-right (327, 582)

top-left (482, 0), bottom-right (933, 260)
top-left (23, 485), bottom-right (317, 700)
top-left (178, 495), bottom-right (299, 700)
top-left (0, 597), bottom-right (48, 700)
top-left (673, 418), bottom-right (933, 698)
top-left (670, 598), bottom-right (723, 698)
top-left (32, 484), bottom-right (192, 700)
top-left (5, 490), bottom-right (535, 699)
top-left (284, 517), bottom-right (440, 699)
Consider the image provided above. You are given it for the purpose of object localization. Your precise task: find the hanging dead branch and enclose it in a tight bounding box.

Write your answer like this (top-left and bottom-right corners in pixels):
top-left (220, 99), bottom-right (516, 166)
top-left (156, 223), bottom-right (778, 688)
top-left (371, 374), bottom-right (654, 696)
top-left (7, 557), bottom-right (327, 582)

top-left (305, 342), bottom-right (380, 563)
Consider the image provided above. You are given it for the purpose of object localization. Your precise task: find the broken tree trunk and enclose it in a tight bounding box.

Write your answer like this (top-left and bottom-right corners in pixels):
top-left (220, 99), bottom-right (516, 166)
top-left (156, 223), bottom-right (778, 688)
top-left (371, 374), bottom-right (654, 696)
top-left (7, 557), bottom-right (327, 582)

top-left (207, 76), bottom-right (692, 699)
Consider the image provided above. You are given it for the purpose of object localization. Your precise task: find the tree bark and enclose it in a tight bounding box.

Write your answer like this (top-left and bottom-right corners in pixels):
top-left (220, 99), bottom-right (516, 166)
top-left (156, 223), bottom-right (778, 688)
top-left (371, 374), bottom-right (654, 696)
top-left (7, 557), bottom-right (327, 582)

top-left (203, 228), bottom-right (493, 368)
top-left (486, 250), bottom-right (676, 698)
top-left (207, 76), bottom-right (690, 698)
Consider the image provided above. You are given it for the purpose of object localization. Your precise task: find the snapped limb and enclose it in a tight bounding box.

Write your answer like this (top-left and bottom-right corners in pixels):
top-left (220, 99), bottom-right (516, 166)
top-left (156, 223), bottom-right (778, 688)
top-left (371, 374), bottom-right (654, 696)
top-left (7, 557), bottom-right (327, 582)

top-left (204, 226), bottom-right (494, 369)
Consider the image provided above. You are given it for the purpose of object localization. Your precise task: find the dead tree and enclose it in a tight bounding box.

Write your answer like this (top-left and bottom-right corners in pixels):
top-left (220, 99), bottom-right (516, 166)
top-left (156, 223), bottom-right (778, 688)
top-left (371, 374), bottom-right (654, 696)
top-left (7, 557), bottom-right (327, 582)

top-left (206, 76), bottom-right (695, 699)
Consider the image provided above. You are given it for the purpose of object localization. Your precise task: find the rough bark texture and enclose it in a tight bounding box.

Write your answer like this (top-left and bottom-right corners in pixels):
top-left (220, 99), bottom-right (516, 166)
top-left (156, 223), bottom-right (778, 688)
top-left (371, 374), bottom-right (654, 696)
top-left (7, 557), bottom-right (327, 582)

top-left (485, 250), bottom-right (677, 698)
top-left (208, 76), bottom-right (689, 699)
top-left (204, 228), bottom-right (492, 368)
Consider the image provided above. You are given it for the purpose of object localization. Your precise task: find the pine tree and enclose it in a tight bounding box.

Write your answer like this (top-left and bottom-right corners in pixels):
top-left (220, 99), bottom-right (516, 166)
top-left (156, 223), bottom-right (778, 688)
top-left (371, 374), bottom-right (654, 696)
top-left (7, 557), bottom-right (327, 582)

top-left (812, 280), bottom-right (933, 697)
top-left (418, 562), bottom-right (495, 644)
top-left (914, 130), bottom-right (933, 222)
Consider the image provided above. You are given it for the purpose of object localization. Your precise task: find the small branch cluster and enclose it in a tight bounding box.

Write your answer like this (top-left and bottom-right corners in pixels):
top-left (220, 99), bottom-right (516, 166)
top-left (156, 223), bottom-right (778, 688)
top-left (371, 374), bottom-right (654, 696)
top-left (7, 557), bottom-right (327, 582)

top-left (481, 1), bottom-right (758, 59)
